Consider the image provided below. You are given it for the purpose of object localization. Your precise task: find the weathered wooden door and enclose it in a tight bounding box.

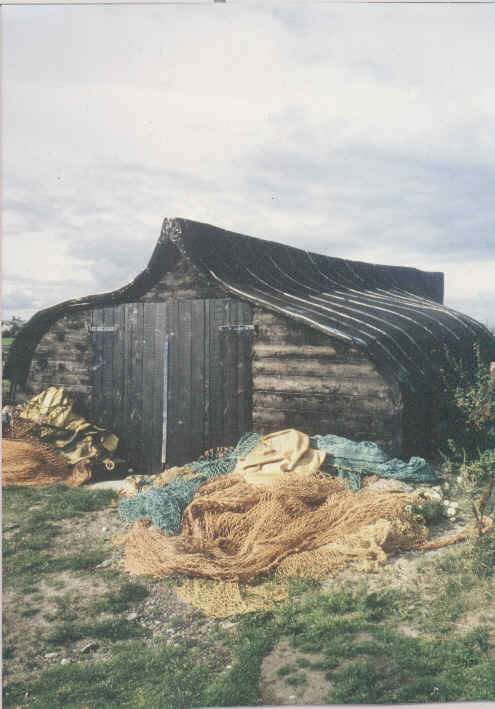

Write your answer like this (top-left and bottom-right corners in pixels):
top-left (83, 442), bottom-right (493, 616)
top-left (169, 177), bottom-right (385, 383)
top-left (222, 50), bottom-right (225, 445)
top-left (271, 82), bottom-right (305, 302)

top-left (90, 298), bottom-right (253, 472)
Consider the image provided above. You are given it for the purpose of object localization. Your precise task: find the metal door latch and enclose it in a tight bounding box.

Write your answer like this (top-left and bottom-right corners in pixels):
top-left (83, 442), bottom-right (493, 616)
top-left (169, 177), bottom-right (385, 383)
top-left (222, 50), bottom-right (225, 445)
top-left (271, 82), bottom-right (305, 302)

top-left (89, 326), bottom-right (118, 333)
top-left (218, 324), bottom-right (257, 333)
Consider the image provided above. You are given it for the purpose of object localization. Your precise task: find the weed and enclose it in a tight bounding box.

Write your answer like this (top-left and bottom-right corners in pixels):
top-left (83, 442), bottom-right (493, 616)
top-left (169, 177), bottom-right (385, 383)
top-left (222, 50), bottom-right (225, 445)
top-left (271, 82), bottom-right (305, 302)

top-left (3, 641), bottom-right (219, 709)
top-left (21, 608), bottom-right (40, 619)
top-left (412, 498), bottom-right (446, 524)
top-left (295, 656), bottom-right (311, 668)
top-left (286, 673), bottom-right (307, 687)
top-left (276, 664), bottom-right (294, 677)
top-left (438, 342), bottom-right (495, 455)
top-left (91, 583), bottom-right (149, 615)
top-left (2, 485), bottom-right (115, 590)
top-left (43, 618), bottom-right (149, 647)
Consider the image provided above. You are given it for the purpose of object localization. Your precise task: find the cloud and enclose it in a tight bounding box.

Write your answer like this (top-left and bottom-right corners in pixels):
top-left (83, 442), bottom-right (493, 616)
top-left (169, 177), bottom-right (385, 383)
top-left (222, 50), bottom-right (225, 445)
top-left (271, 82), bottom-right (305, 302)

top-left (2, 4), bottom-right (495, 328)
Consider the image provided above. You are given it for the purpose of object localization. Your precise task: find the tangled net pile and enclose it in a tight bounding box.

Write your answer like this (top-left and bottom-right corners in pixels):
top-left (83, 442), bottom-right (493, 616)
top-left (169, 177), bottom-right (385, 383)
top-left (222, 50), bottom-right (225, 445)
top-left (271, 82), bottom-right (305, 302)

top-left (2, 438), bottom-right (89, 488)
top-left (311, 434), bottom-right (436, 490)
top-left (116, 428), bottom-right (440, 616)
top-left (3, 387), bottom-right (120, 488)
top-left (118, 433), bottom-right (260, 534)
top-left (121, 474), bottom-right (427, 581)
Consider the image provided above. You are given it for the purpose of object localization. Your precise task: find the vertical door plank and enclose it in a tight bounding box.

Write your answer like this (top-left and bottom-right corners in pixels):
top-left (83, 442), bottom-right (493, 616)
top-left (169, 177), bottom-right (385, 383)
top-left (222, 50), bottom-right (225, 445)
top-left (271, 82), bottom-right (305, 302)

top-left (152, 303), bottom-right (166, 473)
top-left (203, 299), bottom-right (211, 449)
top-left (237, 302), bottom-right (253, 434)
top-left (165, 302), bottom-right (179, 464)
top-left (101, 306), bottom-right (114, 428)
top-left (190, 300), bottom-right (206, 460)
top-left (141, 303), bottom-right (155, 473)
top-left (133, 302), bottom-right (145, 469)
top-left (222, 300), bottom-right (238, 445)
top-left (89, 309), bottom-right (97, 422)
top-left (93, 308), bottom-right (105, 426)
top-left (178, 300), bottom-right (193, 462)
top-left (208, 299), bottom-right (226, 450)
top-left (112, 304), bottom-right (125, 449)
top-left (120, 304), bottom-right (130, 466)
top-left (126, 303), bottom-right (139, 468)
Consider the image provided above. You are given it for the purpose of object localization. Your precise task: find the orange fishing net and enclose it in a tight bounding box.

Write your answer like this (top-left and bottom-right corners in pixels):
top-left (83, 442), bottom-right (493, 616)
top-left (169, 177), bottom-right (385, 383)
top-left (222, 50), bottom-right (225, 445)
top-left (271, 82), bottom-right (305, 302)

top-left (2, 438), bottom-right (90, 488)
top-left (121, 473), bottom-right (426, 583)
top-left (175, 578), bottom-right (291, 618)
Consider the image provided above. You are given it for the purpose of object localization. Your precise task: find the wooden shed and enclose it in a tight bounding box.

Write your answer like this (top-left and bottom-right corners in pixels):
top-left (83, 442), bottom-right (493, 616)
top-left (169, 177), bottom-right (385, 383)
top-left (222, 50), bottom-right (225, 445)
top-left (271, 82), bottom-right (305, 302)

top-left (6, 217), bottom-right (495, 472)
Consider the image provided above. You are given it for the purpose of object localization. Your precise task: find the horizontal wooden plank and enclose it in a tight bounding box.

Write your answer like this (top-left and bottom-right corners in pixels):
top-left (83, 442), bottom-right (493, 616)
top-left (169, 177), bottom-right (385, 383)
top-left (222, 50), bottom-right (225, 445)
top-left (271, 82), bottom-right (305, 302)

top-left (252, 359), bottom-right (377, 378)
top-left (252, 374), bottom-right (388, 395)
top-left (253, 344), bottom-right (338, 358)
top-left (252, 391), bottom-right (393, 413)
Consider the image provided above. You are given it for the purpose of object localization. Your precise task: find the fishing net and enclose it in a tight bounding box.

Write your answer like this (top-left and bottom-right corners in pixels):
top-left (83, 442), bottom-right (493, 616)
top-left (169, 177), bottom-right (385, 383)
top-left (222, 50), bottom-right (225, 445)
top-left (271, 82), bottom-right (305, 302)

top-left (2, 438), bottom-right (90, 488)
top-left (170, 513), bottom-right (427, 619)
top-left (311, 434), bottom-right (436, 490)
top-left (175, 578), bottom-right (290, 618)
top-left (14, 386), bottom-right (119, 471)
top-left (117, 433), bottom-right (260, 534)
top-left (120, 473), bottom-right (426, 583)
top-left (118, 429), bottom-right (435, 536)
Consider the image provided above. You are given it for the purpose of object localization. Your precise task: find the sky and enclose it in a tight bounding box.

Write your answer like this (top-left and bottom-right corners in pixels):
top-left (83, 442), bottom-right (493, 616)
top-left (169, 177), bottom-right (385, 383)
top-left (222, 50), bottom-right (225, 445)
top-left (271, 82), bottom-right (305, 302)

top-left (3, 1), bottom-right (495, 328)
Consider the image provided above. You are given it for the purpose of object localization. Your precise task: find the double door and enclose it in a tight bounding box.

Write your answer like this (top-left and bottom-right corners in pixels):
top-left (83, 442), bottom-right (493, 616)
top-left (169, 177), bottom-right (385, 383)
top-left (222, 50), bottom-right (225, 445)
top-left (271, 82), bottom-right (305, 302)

top-left (90, 298), bottom-right (253, 472)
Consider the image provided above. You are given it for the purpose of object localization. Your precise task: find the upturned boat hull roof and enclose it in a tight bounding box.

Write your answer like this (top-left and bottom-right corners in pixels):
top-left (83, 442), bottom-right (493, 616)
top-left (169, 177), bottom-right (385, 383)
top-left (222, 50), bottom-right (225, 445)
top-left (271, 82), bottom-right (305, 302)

top-left (6, 217), bottom-right (495, 390)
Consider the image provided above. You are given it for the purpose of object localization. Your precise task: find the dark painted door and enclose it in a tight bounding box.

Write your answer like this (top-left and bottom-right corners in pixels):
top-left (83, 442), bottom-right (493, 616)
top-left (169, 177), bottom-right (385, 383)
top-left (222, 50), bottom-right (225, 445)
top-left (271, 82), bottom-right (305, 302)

top-left (90, 298), bottom-right (253, 472)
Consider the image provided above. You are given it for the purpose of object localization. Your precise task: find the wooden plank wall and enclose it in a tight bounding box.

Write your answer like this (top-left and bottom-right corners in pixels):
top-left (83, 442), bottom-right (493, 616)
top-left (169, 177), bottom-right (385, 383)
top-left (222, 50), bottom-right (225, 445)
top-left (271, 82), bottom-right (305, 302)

top-left (24, 313), bottom-right (92, 412)
top-left (251, 308), bottom-right (403, 455)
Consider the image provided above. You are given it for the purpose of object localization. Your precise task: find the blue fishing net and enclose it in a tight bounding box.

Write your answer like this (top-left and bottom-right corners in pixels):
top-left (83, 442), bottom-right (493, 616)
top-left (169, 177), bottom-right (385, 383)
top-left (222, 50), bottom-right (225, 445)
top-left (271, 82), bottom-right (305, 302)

top-left (118, 432), bottom-right (260, 534)
top-left (311, 434), bottom-right (436, 491)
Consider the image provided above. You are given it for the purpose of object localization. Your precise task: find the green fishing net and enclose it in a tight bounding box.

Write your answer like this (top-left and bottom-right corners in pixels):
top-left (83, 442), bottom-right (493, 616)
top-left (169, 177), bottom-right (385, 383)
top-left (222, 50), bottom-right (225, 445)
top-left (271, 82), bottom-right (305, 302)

top-left (311, 434), bottom-right (436, 491)
top-left (118, 433), bottom-right (260, 534)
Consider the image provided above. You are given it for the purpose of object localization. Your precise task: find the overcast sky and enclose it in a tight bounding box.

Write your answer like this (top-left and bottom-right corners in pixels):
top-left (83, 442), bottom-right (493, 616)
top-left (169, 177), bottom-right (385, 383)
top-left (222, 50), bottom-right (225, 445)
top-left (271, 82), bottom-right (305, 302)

top-left (3, 2), bottom-right (495, 327)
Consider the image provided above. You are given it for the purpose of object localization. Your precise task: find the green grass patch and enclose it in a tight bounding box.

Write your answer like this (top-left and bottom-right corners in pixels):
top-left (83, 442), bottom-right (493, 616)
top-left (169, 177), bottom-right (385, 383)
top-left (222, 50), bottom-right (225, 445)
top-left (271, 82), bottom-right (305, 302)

top-left (2, 485), bottom-right (117, 590)
top-left (328, 627), bottom-right (494, 704)
top-left (200, 583), bottom-right (495, 706)
top-left (91, 583), bottom-right (149, 616)
top-left (286, 673), bottom-right (307, 687)
top-left (3, 641), bottom-right (219, 709)
top-left (201, 612), bottom-right (278, 707)
top-left (276, 663), bottom-right (294, 677)
top-left (43, 618), bottom-right (150, 647)
top-left (3, 484), bottom-right (117, 525)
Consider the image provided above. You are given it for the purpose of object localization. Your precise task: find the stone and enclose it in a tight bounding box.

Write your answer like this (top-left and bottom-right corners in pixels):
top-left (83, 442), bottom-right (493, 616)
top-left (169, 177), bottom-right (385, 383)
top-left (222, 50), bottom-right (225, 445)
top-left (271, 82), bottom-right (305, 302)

top-left (96, 559), bottom-right (113, 569)
top-left (127, 612), bottom-right (138, 621)
top-left (60, 658), bottom-right (70, 665)
top-left (80, 641), bottom-right (99, 654)
top-left (220, 620), bottom-right (237, 630)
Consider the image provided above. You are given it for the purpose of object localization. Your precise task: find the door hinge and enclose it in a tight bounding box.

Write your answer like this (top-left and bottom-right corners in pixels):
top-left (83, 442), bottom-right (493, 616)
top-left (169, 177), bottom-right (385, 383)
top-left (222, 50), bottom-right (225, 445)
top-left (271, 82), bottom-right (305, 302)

top-left (218, 324), bottom-right (257, 333)
top-left (89, 326), bottom-right (118, 333)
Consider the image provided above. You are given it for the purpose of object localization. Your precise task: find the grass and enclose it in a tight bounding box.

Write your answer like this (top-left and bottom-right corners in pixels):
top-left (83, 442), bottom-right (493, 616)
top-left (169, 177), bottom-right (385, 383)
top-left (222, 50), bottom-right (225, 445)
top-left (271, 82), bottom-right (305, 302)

top-left (202, 580), bottom-right (495, 706)
top-left (91, 583), bottom-right (150, 615)
top-left (3, 484), bottom-right (116, 591)
top-left (43, 618), bottom-right (150, 647)
top-left (3, 475), bottom-right (495, 707)
top-left (3, 642), bottom-right (221, 709)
